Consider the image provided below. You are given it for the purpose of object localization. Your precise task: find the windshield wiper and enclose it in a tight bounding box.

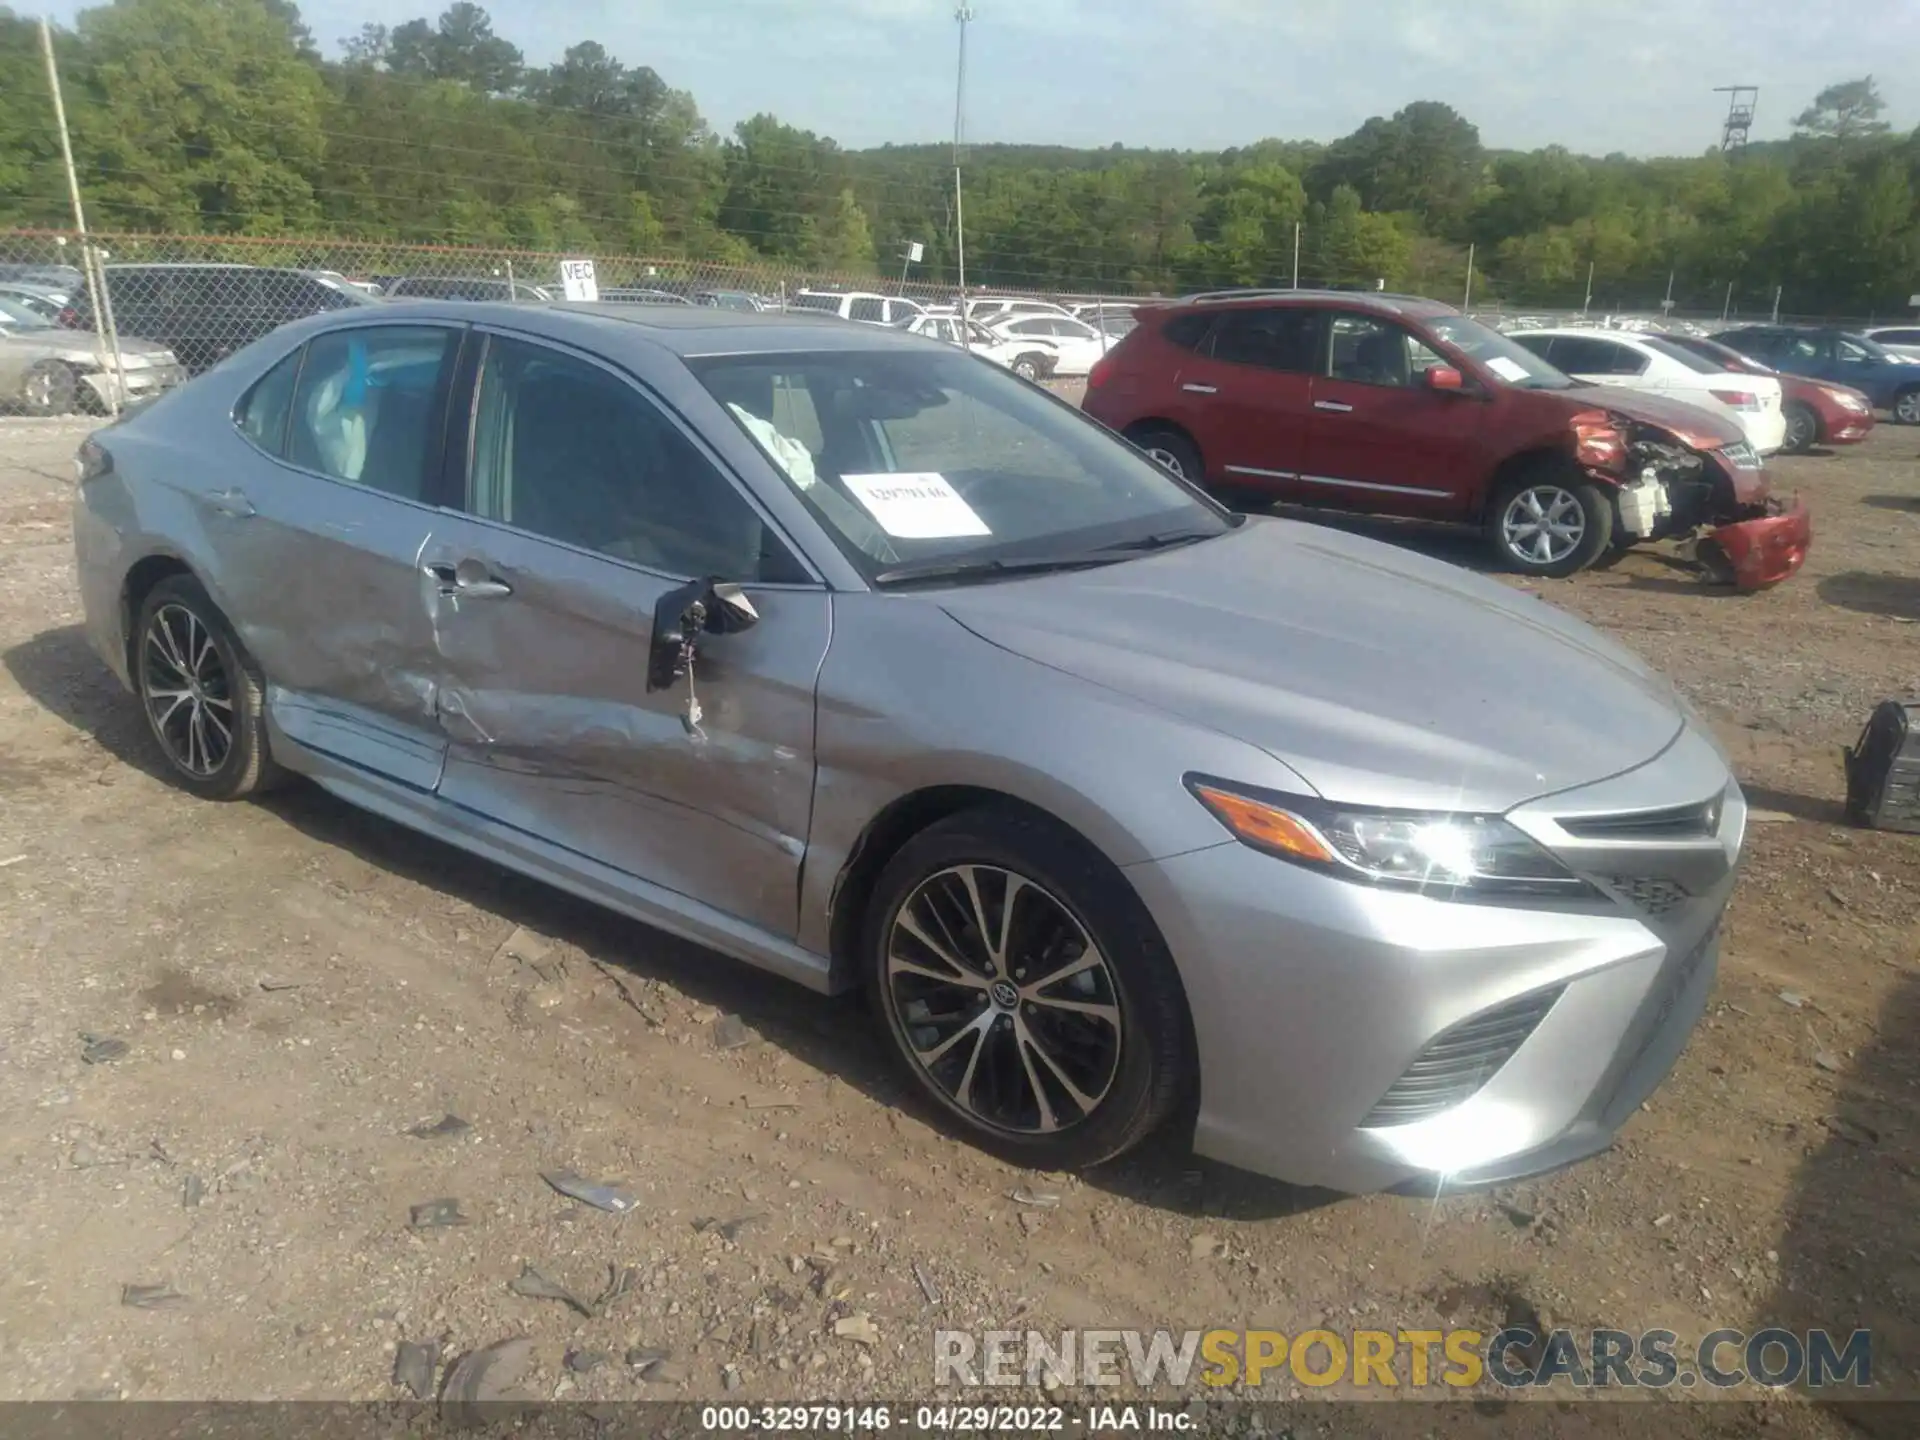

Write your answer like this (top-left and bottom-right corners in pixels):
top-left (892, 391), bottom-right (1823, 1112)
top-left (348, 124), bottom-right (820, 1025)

top-left (873, 553), bottom-right (1128, 587)
top-left (1089, 527), bottom-right (1223, 554)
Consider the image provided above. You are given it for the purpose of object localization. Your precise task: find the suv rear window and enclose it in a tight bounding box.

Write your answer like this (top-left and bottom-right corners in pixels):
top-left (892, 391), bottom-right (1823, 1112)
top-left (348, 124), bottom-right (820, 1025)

top-left (1160, 313), bottom-right (1213, 351)
top-left (1211, 308), bottom-right (1320, 372)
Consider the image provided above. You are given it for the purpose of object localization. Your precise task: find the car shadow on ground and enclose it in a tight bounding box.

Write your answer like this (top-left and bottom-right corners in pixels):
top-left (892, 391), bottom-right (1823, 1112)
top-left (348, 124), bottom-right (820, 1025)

top-left (1740, 784), bottom-right (1849, 825)
top-left (1758, 972), bottom-right (1920, 1433)
top-left (1860, 494), bottom-right (1920, 513)
top-left (1817, 572), bottom-right (1920, 621)
top-left (3, 621), bottom-right (1339, 1223)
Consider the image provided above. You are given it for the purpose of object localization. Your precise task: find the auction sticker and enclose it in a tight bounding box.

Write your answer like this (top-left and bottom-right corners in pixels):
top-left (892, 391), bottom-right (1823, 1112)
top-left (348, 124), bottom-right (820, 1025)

top-left (842, 472), bottom-right (991, 539)
top-left (1484, 356), bottom-right (1531, 383)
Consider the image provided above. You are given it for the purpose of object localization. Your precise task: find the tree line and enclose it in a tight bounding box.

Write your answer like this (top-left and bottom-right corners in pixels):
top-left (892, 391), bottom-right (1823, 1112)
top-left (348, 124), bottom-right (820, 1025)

top-left (1, 0), bottom-right (1916, 314)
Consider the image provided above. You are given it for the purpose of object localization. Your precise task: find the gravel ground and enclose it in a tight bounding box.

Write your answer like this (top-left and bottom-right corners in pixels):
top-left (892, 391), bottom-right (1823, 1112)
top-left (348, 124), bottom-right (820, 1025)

top-left (1, 412), bottom-right (1917, 1435)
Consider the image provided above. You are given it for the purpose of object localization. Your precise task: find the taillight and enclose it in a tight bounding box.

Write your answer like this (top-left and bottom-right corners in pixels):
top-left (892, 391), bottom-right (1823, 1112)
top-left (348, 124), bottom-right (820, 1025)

top-left (1709, 388), bottom-right (1761, 411)
top-left (1571, 409), bottom-right (1625, 468)
top-left (1087, 355), bottom-right (1115, 389)
top-left (57, 306), bottom-right (81, 328)
top-left (75, 438), bottom-right (111, 484)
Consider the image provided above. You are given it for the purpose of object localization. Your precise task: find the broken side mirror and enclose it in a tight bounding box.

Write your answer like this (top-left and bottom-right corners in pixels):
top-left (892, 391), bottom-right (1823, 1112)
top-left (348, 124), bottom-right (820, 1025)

top-left (646, 578), bottom-right (760, 694)
top-left (1425, 365), bottom-right (1465, 392)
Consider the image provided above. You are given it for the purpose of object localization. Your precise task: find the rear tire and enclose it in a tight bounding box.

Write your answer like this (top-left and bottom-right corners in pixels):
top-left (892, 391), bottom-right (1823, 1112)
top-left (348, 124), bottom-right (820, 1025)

top-left (1781, 402), bottom-right (1819, 454)
top-left (1894, 388), bottom-right (1920, 426)
top-left (1125, 425), bottom-right (1203, 485)
top-left (133, 575), bottom-right (283, 800)
top-left (1011, 353), bottom-right (1046, 382)
top-left (1486, 465), bottom-right (1613, 578)
top-left (862, 807), bottom-right (1192, 1172)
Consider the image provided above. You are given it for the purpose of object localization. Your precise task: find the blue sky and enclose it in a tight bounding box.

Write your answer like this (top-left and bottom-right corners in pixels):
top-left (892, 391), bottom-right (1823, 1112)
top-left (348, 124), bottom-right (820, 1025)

top-left (47, 0), bottom-right (1920, 155)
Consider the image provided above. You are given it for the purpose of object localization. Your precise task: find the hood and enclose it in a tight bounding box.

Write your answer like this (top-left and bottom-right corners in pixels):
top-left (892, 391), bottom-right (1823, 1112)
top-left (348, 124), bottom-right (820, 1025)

top-left (1580, 386), bottom-right (1745, 447)
top-left (940, 518), bottom-right (1687, 814)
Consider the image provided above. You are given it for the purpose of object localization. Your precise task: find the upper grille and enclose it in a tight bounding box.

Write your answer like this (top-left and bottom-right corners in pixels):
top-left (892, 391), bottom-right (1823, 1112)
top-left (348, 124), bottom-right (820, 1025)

top-left (1606, 875), bottom-right (1691, 916)
top-left (1559, 794), bottom-right (1722, 841)
top-left (1361, 986), bottom-right (1566, 1128)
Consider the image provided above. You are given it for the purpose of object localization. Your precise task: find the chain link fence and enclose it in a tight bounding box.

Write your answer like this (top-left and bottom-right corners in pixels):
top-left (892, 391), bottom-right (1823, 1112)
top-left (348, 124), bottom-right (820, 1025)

top-left (0, 227), bottom-right (1176, 416)
top-left (0, 225), bottom-right (1893, 418)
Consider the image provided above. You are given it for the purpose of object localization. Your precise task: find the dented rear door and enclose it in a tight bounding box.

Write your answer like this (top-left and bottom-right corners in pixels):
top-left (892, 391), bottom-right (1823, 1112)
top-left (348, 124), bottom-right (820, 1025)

top-left (421, 330), bottom-right (829, 940)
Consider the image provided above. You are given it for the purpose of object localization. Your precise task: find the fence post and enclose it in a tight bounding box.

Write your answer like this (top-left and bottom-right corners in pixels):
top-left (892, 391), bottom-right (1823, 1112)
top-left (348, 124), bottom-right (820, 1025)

top-left (39, 16), bottom-right (119, 417)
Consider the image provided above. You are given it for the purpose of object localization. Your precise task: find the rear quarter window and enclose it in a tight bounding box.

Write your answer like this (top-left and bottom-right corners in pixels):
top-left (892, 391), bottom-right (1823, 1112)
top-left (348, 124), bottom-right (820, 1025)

top-left (1159, 313), bottom-right (1213, 351)
top-left (235, 346), bottom-right (304, 457)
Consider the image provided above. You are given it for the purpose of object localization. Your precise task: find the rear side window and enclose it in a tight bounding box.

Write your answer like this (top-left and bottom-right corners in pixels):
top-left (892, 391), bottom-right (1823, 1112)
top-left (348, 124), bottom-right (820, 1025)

top-left (849, 296), bottom-right (885, 324)
top-left (286, 326), bottom-right (456, 499)
top-left (1212, 308), bottom-right (1321, 372)
top-left (236, 347), bottom-right (304, 456)
top-left (1876, 328), bottom-right (1920, 345)
top-left (1547, 336), bottom-right (1647, 376)
top-left (1642, 336), bottom-right (1723, 375)
top-left (1160, 312), bottom-right (1213, 351)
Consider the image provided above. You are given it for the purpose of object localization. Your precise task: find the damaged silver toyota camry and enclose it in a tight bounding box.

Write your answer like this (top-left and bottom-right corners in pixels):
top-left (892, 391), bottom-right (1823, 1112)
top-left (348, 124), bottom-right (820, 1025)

top-left (72, 303), bottom-right (1746, 1192)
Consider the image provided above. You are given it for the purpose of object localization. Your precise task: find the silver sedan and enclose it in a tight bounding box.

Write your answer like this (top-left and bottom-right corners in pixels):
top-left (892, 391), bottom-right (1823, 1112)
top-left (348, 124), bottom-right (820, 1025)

top-left (1, 296), bottom-right (184, 415)
top-left (69, 302), bottom-right (1745, 1191)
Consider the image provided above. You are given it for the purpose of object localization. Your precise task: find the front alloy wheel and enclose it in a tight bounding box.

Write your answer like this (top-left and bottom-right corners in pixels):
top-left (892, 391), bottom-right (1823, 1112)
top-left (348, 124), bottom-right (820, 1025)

top-left (1503, 484), bottom-right (1586, 566)
top-left (1895, 389), bottom-right (1920, 425)
top-left (864, 809), bottom-right (1192, 1170)
top-left (884, 864), bottom-right (1122, 1135)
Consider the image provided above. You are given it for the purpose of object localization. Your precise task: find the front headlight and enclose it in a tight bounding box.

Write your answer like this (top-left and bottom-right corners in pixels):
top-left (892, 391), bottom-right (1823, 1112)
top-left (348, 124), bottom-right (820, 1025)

top-left (1186, 776), bottom-right (1594, 900)
top-left (1823, 387), bottom-right (1870, 413)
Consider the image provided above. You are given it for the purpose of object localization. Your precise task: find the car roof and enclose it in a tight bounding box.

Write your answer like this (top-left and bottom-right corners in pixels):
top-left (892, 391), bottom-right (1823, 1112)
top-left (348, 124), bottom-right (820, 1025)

top-left (1152, 289), bottom-right (1461, 320)
top-left (1511, 327), bottom-right (1654, 342)
top-left (315, 300), bottom-right (935, 359)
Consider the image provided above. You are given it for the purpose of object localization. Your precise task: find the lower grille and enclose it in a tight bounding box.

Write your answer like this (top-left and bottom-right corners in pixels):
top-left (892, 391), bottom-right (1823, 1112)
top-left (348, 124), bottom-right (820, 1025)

top-left (1361, 986), bottom-right (1565, 1128)
top-left (1607, 875), bottom-right (1691, 916)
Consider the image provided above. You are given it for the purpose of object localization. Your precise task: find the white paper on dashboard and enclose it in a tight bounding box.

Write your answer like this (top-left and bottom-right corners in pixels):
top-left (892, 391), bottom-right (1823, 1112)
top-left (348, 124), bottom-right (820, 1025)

top-left (1485, 356), bottom-right (1531, 383)
top-left (841, 472), bottom-right (991, 539)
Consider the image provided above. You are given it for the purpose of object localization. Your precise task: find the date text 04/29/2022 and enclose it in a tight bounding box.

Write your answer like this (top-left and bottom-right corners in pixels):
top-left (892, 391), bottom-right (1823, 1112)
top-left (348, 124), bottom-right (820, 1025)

top-left (698, 1405), bottom-right (1187, 1431)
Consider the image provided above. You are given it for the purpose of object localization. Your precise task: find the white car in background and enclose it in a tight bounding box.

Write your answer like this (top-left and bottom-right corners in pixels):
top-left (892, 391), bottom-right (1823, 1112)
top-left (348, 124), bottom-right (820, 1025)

top-left (901, 313), bottom-right (1058, 381)
top-left (964, 296), bottom-right (1079, 325)
top-left (985, 312), bottom-right (1115, 378)
top-left (788, 290), bottom-right (926, 326)
top-left (1072, 302), bottom-right (1138, 340)
top-left (1860, 326), bottom-right (1920, 362)
top-left (1510, 327), bottom-right (1788, 455)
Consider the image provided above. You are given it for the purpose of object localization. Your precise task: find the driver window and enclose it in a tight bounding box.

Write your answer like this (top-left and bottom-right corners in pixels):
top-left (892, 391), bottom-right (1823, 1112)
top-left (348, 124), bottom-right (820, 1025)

top-left (1837, 339), bottom-right (1870, 363)
top-left (1329, 315), bottom-right (1417, 387)
top-left (466, 336), bottom-right (799, 581)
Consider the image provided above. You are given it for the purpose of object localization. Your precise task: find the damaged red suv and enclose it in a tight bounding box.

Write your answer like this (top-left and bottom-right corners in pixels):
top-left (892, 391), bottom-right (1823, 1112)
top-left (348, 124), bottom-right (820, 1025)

top-left (1082, 291), bottom-right (1810, 587)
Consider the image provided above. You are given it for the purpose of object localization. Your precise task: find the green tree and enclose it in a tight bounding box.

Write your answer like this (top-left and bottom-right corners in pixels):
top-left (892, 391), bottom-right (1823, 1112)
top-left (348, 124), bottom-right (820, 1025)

top-left (1793, 77), bottom-right (1891, 142)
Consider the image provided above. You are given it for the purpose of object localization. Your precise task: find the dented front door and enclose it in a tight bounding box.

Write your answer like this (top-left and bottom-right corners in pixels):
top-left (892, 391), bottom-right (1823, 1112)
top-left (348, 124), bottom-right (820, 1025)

top-left (418, 330), bottom-right (829, 941)
top-left (420, 523), bottom-right (828, 939)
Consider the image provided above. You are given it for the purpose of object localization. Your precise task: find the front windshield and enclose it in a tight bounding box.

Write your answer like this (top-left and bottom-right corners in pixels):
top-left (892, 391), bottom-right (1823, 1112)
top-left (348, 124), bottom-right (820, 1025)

top-left (1842, 334), bottom-right (1896, 364)
top-left (1428, 315), bottom-right (1574, 389)
top-left (0, 296), bottom-right (53, 330)
top-left (692, 349), bottom-right (1230, 582)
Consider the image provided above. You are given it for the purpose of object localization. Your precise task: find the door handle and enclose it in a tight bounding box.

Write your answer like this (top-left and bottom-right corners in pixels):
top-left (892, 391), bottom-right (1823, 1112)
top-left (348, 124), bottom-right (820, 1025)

top-left (1313, 400), bottom-right (1354, 413)
top-left (1181, 383), bottom-right (1218, 395)
top-left (423, 560), bottom-right (512, 599)
top-left (200, 487), bottom-right (255, 518)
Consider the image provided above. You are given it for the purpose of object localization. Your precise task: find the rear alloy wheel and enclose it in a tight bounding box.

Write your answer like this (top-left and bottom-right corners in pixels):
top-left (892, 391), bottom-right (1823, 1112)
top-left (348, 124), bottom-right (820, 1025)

top-left (1487, 469), bottom-right (1613, 578)
top-left (865, 809), bottom-right (1191, 1171)
top-left (1895, 388), bottom-right (1920, 426)
top-left (1127, 426), bottom-right (1203, 485)
top-left (20, 360), bottom-right (78, 417)
top-left (134, 575), bottom-right (281, 800)
top-left (1781, 402), bottom-right (1819, 455)
top-left (1011, 353), bottom-right (1045, 382)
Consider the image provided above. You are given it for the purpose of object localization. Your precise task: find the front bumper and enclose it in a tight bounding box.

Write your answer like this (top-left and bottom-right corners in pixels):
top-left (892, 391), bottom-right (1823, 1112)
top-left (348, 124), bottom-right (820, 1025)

top-left (1125, 727), bottom-right (1743, 1193)
top-left (1708, 493), bottom-right (1810, 590)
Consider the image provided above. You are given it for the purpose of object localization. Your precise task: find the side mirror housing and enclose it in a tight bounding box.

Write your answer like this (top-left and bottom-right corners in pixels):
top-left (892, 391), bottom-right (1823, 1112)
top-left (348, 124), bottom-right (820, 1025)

top-left (1425, 365), bottom-right (1465, 392)
top-left (646, 578), bottom-right (760, 693)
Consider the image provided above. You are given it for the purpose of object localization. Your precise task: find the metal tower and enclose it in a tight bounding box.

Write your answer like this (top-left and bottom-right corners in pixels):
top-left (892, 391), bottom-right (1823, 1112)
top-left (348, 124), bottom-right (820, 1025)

top-left (1715, 86), bottom-right (1758, 151)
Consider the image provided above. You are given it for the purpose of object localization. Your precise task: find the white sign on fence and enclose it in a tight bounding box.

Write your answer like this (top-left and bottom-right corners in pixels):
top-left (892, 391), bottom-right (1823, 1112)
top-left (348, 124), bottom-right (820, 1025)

top-left (559, 258), bottom-right (599, 302)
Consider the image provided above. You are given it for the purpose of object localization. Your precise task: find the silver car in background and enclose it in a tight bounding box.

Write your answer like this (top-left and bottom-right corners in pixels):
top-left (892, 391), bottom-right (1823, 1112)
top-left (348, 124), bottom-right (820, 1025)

top-left (1, 296), bottom-right (184, 415)
top-left (69, 303), bottom-right (1745, 1192)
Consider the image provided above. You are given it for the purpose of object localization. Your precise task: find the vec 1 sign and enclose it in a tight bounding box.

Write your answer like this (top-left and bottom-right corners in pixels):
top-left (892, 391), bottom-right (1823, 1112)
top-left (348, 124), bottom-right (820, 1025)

top-left (560, 258), bottom-right (599, 302)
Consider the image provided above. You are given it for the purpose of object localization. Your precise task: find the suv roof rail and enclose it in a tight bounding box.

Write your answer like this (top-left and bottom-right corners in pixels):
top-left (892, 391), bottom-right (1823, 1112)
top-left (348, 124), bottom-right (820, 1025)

top-left (1176, 287), bottom-right (1432, 311)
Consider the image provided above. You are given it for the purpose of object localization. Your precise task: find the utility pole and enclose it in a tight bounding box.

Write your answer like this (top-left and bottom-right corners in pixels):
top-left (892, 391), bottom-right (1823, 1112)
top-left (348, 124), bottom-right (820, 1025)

top-left (1722, 280), bottom-right (1733, 322)
top-left (1581, 261), bottom-right (1595, 317)
top-left (953, 5), bottom-right (973, 349)
top-left (1462, 243), bottom-right (1475, 311)
top-left (1291, 222), bottom-right (1300, 288)
top-left (39, 17), bottom-right (118, 416)
top-left (1771, 285), bottom-right (1783, 324)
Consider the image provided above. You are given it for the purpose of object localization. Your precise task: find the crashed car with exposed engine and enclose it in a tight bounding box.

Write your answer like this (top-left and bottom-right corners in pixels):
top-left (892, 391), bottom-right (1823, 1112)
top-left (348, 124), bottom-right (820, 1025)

top-left (1079, 290), bottom-right (1810, 587)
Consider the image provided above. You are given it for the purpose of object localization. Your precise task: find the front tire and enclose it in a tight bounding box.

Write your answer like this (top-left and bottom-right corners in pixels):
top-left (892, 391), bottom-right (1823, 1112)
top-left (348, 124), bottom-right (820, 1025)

top-left (1011, 353), bottom-right (1046, 382)
top-left (1894, 388), bottom-right (1920, 426)
top-left (1781, 401), bottom-right (1819, 454)
top-left (21, 360), bottom-right (78, 417)
top-left (1486, 467), bottom-right (1613, 578)
top-left (1126, 425), bottom-right (1203, 485)
top-left (863, 808), bottom-right (1192, 1172)
top-left (134, 575), bottom-right (282, 800)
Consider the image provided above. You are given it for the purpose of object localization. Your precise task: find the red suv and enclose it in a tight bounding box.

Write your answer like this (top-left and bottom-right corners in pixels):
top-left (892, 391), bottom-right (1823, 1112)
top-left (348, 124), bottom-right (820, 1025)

top-left (1082, 291), bottom-right (1810, 587)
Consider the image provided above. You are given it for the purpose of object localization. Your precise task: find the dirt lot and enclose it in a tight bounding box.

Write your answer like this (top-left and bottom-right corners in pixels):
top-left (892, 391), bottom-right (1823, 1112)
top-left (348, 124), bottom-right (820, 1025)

top-left (1, 410), bottom-right (1917, 1433)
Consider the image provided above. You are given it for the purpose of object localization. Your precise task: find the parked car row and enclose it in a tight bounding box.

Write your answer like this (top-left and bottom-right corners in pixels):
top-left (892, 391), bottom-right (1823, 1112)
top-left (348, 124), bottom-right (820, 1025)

top-left (1080, 288), bottom-right (1812, 589)
top-left (70, 295), bottom-right (1751, 1194)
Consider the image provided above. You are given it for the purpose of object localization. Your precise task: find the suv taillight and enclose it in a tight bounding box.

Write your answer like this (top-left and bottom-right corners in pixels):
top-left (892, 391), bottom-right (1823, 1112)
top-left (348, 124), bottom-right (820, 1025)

top-left (1087, 354), bottom-right (1115, 389)
top-left (56, 306), bottom-right (81, 328)
top-left (1571, 409), bottom-right (1626, 469)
